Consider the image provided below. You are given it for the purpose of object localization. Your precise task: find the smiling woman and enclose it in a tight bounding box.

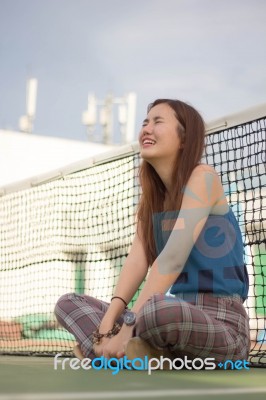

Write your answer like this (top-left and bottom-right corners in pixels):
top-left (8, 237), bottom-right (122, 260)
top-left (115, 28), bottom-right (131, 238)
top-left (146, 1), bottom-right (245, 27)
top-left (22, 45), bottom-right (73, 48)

top-left (54, 99), bottom-right (250, 369)
top-left (140, 105), bottom-right (183, 168)
top-left (138, 99), bottom-right (205, 266)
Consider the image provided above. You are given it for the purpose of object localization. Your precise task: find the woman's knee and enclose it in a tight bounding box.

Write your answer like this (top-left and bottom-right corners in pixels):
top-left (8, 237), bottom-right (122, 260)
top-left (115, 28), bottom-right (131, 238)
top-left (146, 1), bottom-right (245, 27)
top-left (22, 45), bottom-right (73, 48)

top-left (139, 293), bottom-right (176, 316)
top-left (136, 293), bottom-right (188, 335)
top-left (136, 293), bottom-right (169, 327)
top-left (54, 292), bottom-right (76, 318)
top-left (141, 293), bottom-right (166, 309)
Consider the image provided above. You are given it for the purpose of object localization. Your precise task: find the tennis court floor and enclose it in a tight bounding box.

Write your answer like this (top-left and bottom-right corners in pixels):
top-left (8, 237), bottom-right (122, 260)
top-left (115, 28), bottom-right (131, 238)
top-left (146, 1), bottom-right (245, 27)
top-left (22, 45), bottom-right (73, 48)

top-left (0, 356), bottom-right (266, 400)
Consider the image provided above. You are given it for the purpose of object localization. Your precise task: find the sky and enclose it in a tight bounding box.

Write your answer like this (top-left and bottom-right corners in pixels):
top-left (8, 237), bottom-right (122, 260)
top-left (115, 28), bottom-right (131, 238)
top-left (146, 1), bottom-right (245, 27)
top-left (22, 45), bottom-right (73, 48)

top-left (0, 0), bottom-right (265, 143)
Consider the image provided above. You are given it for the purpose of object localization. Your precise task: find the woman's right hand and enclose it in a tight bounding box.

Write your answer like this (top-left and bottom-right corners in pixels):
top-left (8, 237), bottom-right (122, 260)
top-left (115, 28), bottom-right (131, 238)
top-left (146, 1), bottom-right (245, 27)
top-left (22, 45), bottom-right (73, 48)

top-left (93, 336), bottom-right (111, 357)
top-left (93, 313), bottom-right (120, 357)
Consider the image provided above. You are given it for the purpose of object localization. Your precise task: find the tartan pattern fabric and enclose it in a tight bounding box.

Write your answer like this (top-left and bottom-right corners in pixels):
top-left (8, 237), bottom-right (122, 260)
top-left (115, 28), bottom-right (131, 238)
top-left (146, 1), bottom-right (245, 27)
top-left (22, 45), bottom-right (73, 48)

top-left (54, 293), bottom-right (125, 359)
top-left (134, 293), bottom-right (250, 362)
top-left (54, 292), bottom-right (250, 362)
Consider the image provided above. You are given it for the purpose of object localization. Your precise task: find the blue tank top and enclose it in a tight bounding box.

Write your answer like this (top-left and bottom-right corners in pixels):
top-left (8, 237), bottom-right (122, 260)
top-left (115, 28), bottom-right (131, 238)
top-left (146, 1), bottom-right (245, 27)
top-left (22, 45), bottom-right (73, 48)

top-left (153, 208), bottom-right (249, 301)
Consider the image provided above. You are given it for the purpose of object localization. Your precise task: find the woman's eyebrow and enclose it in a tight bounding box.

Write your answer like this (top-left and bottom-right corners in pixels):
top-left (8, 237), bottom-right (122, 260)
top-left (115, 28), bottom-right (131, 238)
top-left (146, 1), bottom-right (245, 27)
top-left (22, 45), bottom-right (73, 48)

top-left (154, 116), bottom-right (164, 121)
top-left (143, 116), bottom-right (164, 124)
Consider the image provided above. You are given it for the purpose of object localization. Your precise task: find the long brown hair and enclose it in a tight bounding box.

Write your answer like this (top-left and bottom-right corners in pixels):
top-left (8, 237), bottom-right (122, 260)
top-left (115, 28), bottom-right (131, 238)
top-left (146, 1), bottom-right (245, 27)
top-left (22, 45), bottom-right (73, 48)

top-left (137, 99), bottom-right (205, 266)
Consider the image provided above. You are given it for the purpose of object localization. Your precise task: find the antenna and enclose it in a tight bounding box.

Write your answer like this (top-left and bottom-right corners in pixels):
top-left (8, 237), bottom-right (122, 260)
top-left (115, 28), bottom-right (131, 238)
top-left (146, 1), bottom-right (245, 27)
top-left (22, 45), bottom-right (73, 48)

top-left (27, 78), bottom-right (38, 118)
top-left (19, 78), bottom-right (38, 133)
top-left (125, 92), bottom-right (136, 144)
top-left (82, 93), bottom-right (97, 140)
top-left (82, 91), bottom-right (137, 144)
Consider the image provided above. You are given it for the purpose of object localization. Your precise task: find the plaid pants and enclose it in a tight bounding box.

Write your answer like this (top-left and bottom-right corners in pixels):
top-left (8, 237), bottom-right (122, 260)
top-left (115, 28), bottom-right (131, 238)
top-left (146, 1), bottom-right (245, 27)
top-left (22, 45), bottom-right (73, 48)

top-left (54, 292), bottom-right (250, 362)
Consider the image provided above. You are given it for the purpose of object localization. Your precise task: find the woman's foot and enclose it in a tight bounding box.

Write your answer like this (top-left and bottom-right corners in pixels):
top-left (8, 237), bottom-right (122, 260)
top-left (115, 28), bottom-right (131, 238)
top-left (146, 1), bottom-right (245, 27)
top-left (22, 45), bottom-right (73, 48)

top-left (73, 344), bottom-right (85, 360)
top-left (125, 337), bottom-right (171, 370)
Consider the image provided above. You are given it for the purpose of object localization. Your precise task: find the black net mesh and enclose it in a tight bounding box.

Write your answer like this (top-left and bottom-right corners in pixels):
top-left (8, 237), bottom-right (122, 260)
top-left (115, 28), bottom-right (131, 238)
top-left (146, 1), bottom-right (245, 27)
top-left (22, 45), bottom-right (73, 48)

top-left (0, 116), bottom-right (265, 366)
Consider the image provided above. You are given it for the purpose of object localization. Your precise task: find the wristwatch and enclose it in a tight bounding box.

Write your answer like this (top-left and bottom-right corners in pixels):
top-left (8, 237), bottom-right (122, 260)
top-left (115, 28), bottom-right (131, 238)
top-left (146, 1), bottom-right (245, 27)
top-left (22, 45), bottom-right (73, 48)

top-left (123, 311), bottom-right (137, 326)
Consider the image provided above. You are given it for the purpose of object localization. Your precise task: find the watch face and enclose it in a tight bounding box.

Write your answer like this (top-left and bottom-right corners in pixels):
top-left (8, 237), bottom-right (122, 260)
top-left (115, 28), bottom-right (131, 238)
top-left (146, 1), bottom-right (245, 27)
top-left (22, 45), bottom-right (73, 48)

top-left (124, 311), bottom-right (136, 326)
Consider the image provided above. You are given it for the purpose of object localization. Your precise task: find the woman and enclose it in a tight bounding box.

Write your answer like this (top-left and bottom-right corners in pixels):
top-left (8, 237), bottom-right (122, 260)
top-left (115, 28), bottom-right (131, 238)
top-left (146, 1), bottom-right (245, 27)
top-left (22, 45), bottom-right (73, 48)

top-left (54, 99), bottom-right (250, 365)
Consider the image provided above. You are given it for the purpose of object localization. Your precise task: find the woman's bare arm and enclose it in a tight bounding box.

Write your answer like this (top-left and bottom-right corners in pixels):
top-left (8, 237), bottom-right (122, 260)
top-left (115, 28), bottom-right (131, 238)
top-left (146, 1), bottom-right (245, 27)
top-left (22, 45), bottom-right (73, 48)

top-left (99, 222), bottom-right (149, 331)
top-left (131, 165), bottom-right (228, 313)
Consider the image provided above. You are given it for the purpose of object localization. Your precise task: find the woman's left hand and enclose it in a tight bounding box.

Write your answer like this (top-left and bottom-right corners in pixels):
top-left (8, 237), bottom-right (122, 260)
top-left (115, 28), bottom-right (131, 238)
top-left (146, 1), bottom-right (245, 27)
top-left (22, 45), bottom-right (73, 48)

top-left (102, 325), bottom-right (134, 359)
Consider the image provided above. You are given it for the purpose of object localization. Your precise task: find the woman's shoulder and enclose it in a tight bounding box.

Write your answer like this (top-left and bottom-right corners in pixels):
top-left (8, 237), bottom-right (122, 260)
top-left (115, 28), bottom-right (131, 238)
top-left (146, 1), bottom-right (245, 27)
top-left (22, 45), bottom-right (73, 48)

top-left (187, 164), bottom-right (227, 213)
top-left (184, 163), bottom-right (225, 205)
top-left (188, 163), bottom-right (220, 184)
top-left (193, 163), bottom-right (217, 175)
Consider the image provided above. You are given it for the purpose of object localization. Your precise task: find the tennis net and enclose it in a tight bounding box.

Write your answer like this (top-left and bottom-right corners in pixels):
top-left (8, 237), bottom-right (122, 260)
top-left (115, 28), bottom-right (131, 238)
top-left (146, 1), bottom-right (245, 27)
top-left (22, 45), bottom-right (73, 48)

top-left (0, 104), bottom-right (265, 366)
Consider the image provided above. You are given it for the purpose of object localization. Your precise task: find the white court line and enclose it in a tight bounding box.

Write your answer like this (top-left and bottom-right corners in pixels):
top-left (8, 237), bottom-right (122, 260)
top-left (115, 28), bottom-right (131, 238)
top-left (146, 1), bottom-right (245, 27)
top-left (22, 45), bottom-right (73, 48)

top-left (1, 388), bottom-right (266, 400)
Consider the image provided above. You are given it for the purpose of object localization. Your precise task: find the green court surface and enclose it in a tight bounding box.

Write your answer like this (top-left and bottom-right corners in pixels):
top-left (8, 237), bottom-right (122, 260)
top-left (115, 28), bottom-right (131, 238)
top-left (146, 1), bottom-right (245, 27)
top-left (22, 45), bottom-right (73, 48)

top-left (0, 356), bottom-right (266, 400)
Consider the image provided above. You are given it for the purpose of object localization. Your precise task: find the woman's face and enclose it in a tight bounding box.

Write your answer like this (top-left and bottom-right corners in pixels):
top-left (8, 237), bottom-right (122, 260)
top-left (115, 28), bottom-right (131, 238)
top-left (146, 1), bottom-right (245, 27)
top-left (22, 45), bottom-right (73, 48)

top-left (139, 103), bottom-right (183, 165)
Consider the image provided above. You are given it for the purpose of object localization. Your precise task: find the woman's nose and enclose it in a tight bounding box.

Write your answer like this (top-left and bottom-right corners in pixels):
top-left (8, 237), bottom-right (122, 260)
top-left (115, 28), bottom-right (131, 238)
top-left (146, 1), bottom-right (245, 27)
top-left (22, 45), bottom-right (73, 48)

top-left (142, 122), bottom-right (153, 134)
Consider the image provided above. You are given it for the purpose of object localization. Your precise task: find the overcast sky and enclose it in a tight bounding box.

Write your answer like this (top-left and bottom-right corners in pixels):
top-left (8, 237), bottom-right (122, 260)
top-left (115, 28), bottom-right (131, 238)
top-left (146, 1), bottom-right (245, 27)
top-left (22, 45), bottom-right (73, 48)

top-left (0, 0), bottom-right (265, 143)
